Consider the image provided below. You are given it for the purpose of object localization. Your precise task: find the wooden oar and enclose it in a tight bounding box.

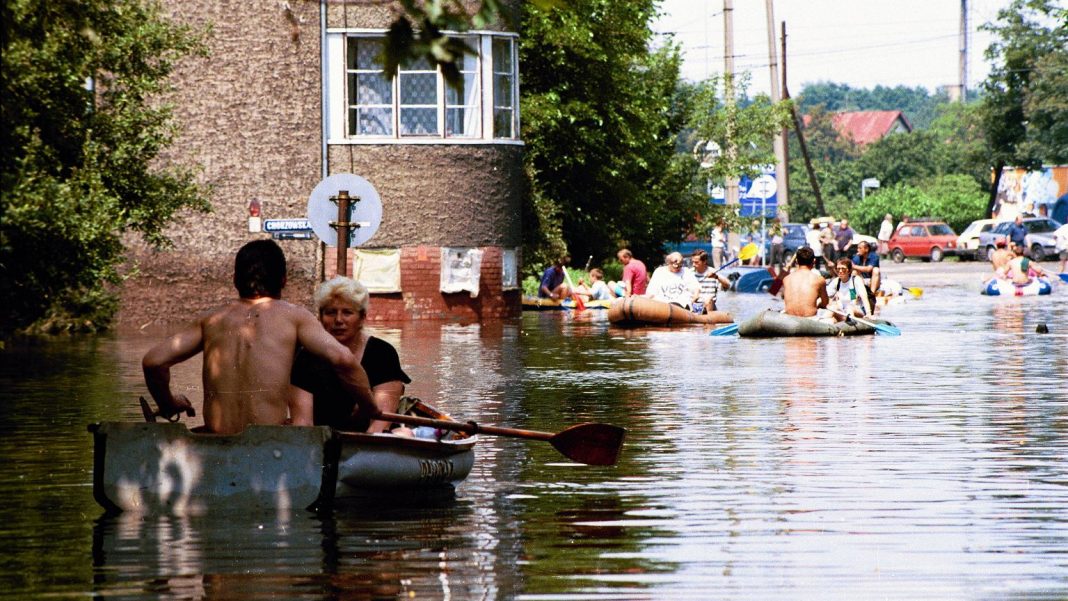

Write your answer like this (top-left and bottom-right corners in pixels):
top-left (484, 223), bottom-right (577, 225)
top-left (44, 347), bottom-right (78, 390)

top-left (826, 309), bottom-right (901, 336)
top-left (381, 411), bottom-right (625, 466)
top-left (139, 396), bottom-right (195, 422)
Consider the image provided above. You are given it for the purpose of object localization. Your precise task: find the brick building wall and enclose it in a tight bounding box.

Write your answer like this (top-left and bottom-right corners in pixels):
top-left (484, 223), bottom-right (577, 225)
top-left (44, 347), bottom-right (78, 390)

top-left (117, 0), bottom-right (524, 328)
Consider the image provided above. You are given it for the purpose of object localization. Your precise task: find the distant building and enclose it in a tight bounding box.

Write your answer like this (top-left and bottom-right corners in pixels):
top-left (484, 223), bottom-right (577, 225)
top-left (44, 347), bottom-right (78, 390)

top-left (119, 1), bottom-right (525, 327)
top-left (802, 110), bottom-right (913, 147)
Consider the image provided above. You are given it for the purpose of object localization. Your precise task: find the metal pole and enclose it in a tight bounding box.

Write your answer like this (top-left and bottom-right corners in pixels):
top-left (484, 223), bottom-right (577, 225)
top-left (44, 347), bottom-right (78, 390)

top-left (334, 190), bottom-right (351, 277)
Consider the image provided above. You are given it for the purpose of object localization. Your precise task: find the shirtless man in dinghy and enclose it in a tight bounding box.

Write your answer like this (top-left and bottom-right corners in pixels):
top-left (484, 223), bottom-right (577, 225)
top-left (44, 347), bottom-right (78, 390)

top-left (781, 247), bottom-right (831, 318)
top-left (142, 239), bottom-right (378, 435)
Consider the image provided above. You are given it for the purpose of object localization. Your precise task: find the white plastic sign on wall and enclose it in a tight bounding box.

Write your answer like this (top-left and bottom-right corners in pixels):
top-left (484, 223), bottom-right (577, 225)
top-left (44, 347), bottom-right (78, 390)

top-left (306, 174), bottom-right (382, 247)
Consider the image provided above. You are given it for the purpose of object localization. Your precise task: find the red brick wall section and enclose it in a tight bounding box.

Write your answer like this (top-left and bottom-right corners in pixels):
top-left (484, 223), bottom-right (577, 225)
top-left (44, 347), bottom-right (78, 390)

top-left (324, 245), bottom-right (520, 320)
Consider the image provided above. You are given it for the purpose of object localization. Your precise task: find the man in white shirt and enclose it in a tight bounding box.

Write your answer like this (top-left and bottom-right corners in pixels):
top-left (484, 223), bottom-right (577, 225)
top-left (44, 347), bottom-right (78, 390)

top-left (646, 252), bottom-right (700, 310)
top-left (877, 214), bottom-right (894, 259)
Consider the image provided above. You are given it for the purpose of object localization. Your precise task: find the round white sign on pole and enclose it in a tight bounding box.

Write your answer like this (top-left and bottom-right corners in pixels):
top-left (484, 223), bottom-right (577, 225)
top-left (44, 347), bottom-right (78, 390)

top-left (751, 174), bottom-right (777, 200)
top-left (306, 174), bottom-right (383, 247)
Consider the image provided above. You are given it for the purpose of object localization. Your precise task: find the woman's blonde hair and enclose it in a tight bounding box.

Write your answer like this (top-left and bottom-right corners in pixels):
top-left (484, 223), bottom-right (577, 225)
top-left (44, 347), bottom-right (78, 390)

top-left (314, 277), bottom-right (369, 314)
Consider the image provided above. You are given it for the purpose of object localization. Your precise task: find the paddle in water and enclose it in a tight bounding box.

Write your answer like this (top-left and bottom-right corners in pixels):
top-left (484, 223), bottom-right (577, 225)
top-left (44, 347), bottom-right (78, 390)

top-left (709, 323), bottom-right (739, 336)
top-left (380, 411), bottom-right (626, 466)
top-left (826, 309), bottom-right (901, 336)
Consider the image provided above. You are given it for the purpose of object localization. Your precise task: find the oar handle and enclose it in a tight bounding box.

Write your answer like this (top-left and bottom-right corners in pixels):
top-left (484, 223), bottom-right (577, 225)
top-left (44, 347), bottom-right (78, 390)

top-left (711, 257), bottom-right (739, 276)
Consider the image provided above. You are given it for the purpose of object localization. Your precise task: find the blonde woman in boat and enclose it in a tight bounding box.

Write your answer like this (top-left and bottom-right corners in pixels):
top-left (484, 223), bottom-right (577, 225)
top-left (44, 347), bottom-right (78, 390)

top-left (291, 277), bottom-right (412, 434)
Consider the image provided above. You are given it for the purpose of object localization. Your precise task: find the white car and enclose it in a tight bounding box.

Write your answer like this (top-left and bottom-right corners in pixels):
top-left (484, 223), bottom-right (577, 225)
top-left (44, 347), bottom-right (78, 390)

top-left (956, 219), bottom-right (1000, 261)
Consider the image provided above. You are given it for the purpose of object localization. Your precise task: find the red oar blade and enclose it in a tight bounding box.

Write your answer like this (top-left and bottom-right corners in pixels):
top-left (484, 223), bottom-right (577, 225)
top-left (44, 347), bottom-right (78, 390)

top-left (550, 423), bottom-right (626, 466)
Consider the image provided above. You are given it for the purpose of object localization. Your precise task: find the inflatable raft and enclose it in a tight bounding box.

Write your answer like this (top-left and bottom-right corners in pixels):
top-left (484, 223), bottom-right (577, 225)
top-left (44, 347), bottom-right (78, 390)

top-left (737, 310), bottom-right (894, 338)
top-left (607, 297), bottom-right (733, 327)
top-left (981, 277), bottom-right (1052, 296)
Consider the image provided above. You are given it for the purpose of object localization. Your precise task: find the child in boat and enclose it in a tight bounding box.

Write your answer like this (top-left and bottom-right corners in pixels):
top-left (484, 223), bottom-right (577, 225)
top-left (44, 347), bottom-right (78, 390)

top-left (573, 268), bottom-right (614, 301)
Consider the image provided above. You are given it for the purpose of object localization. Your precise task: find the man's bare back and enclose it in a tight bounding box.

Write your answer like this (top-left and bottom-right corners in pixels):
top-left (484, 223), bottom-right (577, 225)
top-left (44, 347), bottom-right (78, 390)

top-left (782, 267), bottom-right (829, 317)
top-left (143, 240), bottom-right (374, 435)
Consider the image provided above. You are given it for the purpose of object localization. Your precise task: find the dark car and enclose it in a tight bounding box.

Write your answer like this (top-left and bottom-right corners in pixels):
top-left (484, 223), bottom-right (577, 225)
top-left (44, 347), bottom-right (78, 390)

top-left (763, 222), bottom-right (811, 265)
top-left (977, 217), bottom-right (1063, 261)
top-left (887, 220), bottom-right (959, 262)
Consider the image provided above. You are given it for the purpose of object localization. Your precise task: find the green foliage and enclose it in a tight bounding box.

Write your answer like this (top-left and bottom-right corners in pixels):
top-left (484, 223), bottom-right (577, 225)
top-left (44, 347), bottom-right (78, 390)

top-left (520, 0), bottom-right (700, 272)
top-left (1, 0), bottom-right (210, 334)
top-left (385, 0), bottom-right (504, 86)
top-left (686, 75), bottom-right (792, 185)
top-left (850, 175), bottom-right (987, 236)
top-left (977, 0), bottom-right (1066, 213)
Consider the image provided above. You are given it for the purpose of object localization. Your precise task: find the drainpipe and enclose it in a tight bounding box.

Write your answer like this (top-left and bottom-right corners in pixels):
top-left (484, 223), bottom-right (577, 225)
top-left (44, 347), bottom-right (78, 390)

top-left (313, 1), bottom-right (329, 281)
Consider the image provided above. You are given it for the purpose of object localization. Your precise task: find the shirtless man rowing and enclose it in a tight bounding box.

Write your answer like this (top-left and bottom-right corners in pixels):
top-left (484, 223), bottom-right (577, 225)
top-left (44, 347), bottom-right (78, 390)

top-left (781, 246), bottom-right (830, 318)
top-left (142, 240), bottom-right (377, 434)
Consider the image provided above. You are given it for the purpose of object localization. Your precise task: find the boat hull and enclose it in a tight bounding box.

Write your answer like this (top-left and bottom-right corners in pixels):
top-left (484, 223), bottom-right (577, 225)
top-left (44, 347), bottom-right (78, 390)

top-left (607, 297), bottom-right (733, 326)
top-left (335, 431), bottom-right (476, 498)
top-left (88, 422), bottom-right (338, 515)
top-left (738, 310), bottom-right (892, 338)
top-left (981, 278), bottom-right (1052, 296)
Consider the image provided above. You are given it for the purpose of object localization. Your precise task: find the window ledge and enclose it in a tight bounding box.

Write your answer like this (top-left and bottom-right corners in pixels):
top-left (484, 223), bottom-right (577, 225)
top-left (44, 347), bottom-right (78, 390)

top-left (328, 138), bottom-right (524, 146)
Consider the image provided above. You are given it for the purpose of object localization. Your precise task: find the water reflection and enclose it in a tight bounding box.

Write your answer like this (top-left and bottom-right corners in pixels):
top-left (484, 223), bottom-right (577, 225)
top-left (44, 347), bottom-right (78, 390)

top-left (3, 280), bottom-right (1068, 600)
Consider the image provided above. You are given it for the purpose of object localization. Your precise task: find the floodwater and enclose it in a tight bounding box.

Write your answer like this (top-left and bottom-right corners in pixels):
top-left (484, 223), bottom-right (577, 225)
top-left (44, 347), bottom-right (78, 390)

top-left (1, 267), bottom-right (1066, 600)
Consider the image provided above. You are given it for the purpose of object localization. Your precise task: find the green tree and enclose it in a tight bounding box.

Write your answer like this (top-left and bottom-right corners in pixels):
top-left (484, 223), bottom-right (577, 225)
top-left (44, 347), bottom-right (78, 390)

top-left (797, 82), bottom-right (951, 130)
top-left (520, 0), bottom-right (699, 269)
top-left (977, 0), bottom-right (1066, 216)
top-left (850, 175), bottom-right (987, 236)
top-left (1, 0), bottom-right (209, 334)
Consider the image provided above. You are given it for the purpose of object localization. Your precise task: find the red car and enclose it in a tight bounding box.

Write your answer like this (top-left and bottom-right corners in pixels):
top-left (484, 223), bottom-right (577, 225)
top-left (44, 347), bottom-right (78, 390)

top-left (887, 220), bottom-right (959, 262)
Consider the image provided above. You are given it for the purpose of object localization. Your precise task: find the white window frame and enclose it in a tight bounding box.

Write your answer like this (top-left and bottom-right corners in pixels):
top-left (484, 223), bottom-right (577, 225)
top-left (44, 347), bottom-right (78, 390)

top-left (326, 29), bottom-right (521, 145)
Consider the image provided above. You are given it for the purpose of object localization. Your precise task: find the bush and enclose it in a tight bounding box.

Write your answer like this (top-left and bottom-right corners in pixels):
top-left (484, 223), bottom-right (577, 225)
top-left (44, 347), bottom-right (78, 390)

top-left (850, 175), bottom-right (987, 235)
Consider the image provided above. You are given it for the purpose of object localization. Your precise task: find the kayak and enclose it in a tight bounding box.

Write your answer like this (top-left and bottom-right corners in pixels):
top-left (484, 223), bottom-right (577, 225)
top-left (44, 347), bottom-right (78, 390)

top-left (737, 309), bottom-right (895, 338)
top-left (981, 277), bottom-right (1052, 296)
top-left (88, 401), bottom-right (476, 515)
top-left (335, 399), bottom-right (476, 498)
top-left (522, 296), bottom-right (612, 310)
top-left (607, 296), bottom-right (733, 326)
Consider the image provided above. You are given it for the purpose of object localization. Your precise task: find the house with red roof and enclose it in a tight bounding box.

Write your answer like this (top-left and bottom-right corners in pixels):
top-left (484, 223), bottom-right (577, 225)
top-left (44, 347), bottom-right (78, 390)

top-left (803, 110), bottom-right (913, 147)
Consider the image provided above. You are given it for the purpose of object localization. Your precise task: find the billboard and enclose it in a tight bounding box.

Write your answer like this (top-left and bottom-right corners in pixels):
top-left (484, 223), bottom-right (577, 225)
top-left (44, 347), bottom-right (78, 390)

top-left (992, 165), bottom-right (1068, 220)
top-left (709, 165), bottom-right (779, 218)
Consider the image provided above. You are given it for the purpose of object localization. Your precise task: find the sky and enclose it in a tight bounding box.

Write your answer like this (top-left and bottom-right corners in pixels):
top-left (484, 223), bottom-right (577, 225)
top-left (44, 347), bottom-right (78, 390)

top-left (651, 0), bottom-right (1015, 98)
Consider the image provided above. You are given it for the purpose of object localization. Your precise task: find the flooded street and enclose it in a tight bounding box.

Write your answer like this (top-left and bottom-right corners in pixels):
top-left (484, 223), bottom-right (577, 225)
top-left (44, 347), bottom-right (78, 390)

top-left (1, 263), bottom-right (1066, 600)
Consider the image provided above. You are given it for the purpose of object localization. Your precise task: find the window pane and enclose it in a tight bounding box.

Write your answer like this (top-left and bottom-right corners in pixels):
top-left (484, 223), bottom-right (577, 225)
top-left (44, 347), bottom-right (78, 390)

top-left (356, 38), bottom-right (383, 70)
top-left (400, 108), bottom-right (437, 135)
top-left (355, 107), bottom-right (392, 136)
top-left (494, 74), bottom-right (513, 106)
top-left (446, 73), bottom-right (477, 105)
top-left (494, 109), bottom-right (513, 138)
top-left (356, 72), bottom-right (391, 104)
top-left (492, 39), bottom-right (512, 72)
top-left (400, 72), bottom-right (436, 104)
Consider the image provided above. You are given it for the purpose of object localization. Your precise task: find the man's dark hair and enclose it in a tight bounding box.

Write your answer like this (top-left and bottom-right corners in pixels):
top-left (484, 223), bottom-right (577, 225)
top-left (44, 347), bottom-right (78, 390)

top-left (796, 246), bottom-right (815, 267)
top-left (692, 249), bottom-right (708, 262)
top-left (234, 240), bottom-right (286, 299)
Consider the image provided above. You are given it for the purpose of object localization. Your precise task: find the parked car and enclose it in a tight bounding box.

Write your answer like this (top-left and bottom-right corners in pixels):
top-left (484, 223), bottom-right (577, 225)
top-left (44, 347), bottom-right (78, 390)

top-left (762, 222), bottom-right (811, 265)
top-left (977, 217), bottom-right (1063, 261)
top-left (887, 220), bottom-right (959, 262)
top-left (956, 219), bottom-right (999, 261)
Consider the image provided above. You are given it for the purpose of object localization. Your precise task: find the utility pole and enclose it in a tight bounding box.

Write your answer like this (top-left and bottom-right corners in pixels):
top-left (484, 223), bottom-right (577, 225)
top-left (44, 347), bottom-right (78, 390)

top-left (765, 0), bottom-right (788, 217)
top-left (781, 21), bottom-right (824, 216)
top-left (723, 0), bottom-right (738, 208)
top-left (959, 0), bottom-right (969, 102)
